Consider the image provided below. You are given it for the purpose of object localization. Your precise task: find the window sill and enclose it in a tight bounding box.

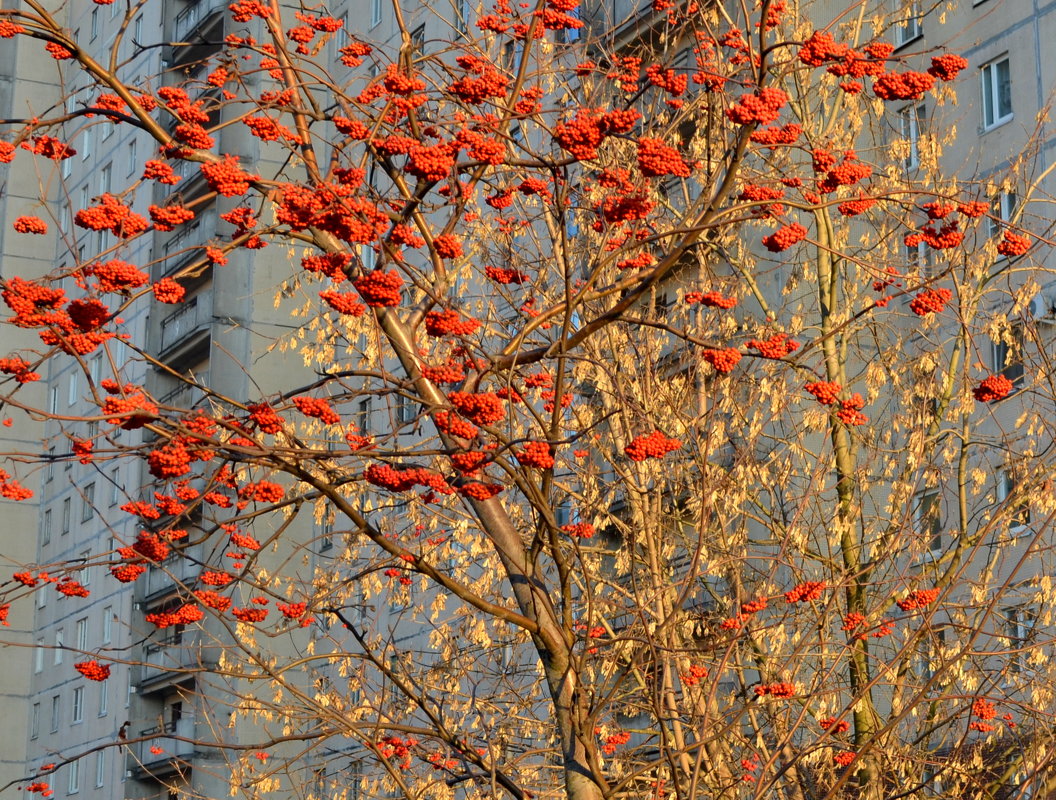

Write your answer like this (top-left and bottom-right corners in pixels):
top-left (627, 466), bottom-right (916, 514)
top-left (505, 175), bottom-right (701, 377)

top-left (894, 32), bottom-right (923, 52)
top-left (981, 116), bottom-right (1014, 134)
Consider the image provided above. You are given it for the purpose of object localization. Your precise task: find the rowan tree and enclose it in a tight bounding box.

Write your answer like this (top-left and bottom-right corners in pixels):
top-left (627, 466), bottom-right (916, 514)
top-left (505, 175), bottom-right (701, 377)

top-left (1, 1), bottom-right (1055, 800)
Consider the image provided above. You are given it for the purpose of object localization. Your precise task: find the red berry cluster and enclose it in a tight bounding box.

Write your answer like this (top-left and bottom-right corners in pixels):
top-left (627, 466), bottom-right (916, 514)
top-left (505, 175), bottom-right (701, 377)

top-left (425, 309), bottom-right (480, 337)
top-left (232, 606), bottom-right (269, 623)
top-left (896, 587), bottom-right (939, 611)
top-left (681, 664), bottom-right (709, 686)
top-left (997, 230), bottom-right (1031, 257)
top-left (838, 195), bottom-right (877, 217)
top-left (515, 441), bottom-right (555, 469)
top-left (957, 200), bottom-right (989, 218)
top-left (364, 463), bottom-right (451, 494)
top-left (292, 396), bottom-right (341, 424)
top-left (973, 374), bottom-right (1014, 403)
top-left (248, 403), bottom-right (284, 433)
top-left (804, 381), bottom-right (841, 405)
top-left (26, 135), bottom-right (76, 160)
top-left (145, 603), bottom-right (204, 629)
top-left (0, 357), bottom-right (40, 383)
top-left (318, 290), bottom-right (366, 317)
top-left (797, 31), bottom-right (848, 67)
top-left (836, 394), bottom-right (868, 426)
top-left (278, 602), bottom-right (308, 619)
top-left (433, 410), bottom-right (479, 440)
top-left (152, 278), bottom-right (186, 304)
top-left (749, 123), bottom-right (802, 146)
top-left (842, 612), bottom-right (865, 632)
top-left (228, 0), bottom-right (271, 22)
top-left (142, 161), bottom-right (180, 186)
top-left (909, 288), bottom-right (952, 316)
top-left (110, 563), bottom-right (146, 583)
top-left (149, 204), bottom-right (195, 232)
top-left (353, 270), bottom-right (404, 307)
top-left (0, 21), bottom-right (26, 38)
top-left (746, 334), bottom-right (799, 359)
top-left (686, 291), bottom-right (735, 308)
top-left (56, 577), bottom-right (89, 597)
top-left (906, 221), bottom-right (964, 251)
top-left (239, 481), bottom-right (284, 503)
top-left (449, 391), bottom-right (505, 425)
top-left (102, 393), bottom-right (158, 429)
top-left (636, 137), bottom-right (691, 178)
top-left (433, 234), bottom-right (463, 260)
top-left (819, 717), bottom-right (850, 733)
top-left (928, 54), bottom-right (968, 81)
top-left (194, 590), bottom-right (233, 611)
top-left (90, 260), bottom-right (149, 293)
top-left (74, 660), bottom-right (111, 681)
top-left (761, 222), bottom-right (808, 252)
top-left (872, 70), bottom-right (935, 101)
top-left (624, 431), bottom-right (682, 461)
top-left (741, 597), bottom-right (768, 614)
top-left (484, 265), bottom-right (529, 284)
top-left (601, 731), bottom-right (630, 755)
top-left (147, 441), bottom-right (192, 479)
top-left (74, 194), bottom-right (149, 238)
top-left (458, 481), bottom-right (503, 500)
top-left (45, 42), bottom-right (73, 59)
top-left (13, 216), bottom-right (47, 234)
top-left (784, 581), bottom-right (826, 603)
top-left (200, 570), bottom-right (234, 586)
top-left (554, 108), bottom-right (642, 161)
top-left (833, 752), bottom-right (857, 767)
top-left (561, 522), bottom-right (595, 538)
top-left (615, 253), bottom-right (656, 270)
top-left (702, 348), bottom-right (741, 374)
top-left (201, 155), bottom-right (258, 196)
top-left (726, 87), bottom-right (788, 125)
top-left (754, 682), bottom-right (795, 698)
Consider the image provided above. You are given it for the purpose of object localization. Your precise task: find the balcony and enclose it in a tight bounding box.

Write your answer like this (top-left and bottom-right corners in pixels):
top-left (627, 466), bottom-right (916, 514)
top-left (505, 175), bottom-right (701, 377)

top-left (160, 206), bottom-right (217, 277)
top-left (139, 629), bottom-right (216, 692)
top-left (158, 292), bottom-right (212, 364)
top-left (127, 718), bottom-right (197, 779)
top-left (171, 0), bottom-right (226, 62)
top-left (159, 370), bottom-right (210, 411)
top-left (142, 543), bottom-right (203, 605)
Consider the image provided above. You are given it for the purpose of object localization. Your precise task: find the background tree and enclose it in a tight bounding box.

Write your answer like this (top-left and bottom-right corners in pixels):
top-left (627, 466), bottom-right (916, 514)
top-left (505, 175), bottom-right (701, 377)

top-left (1, 1), bottom-right (1054, 799)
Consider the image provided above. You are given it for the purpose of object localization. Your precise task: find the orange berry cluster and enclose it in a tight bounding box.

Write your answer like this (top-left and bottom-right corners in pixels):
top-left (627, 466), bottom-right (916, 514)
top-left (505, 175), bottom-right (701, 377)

top-left (152, 278), bottom-right (186, 304)
top-left (726, 87), bottom-right (788, 125)
top-left (145, 603), bottom-right (204, 629)
top-left (804, 381), bottom-right (841, 405)
top-left (636, 137), bottom-right (691, 178)
top-left (56, 577), bottom-right (90, 597)
top-left (194, 590), bottom-right (233, 611)
top-left (293, 396), bottom-right (341, 425)
top-left (872, 70), bottom-right (934, 101)
top-left (749, 123), bottom-right (802, 146)
top-left (702, 348), bottom-right (741, 374)
top-left (561, 522), bottom-right (595, 538)
top-left (784, 581), bottom-right (825, 604)
top-left (895, 587), bottom-right (939, 611)
top-left (927, 54), bottom-right (968, 81)
top-left (819, 717), bottom-right (850, 733)
top-left (353, 270), bottom-right (403, 307)
top-left (232, 606), bottom-right (269, 622)
top-left (90, 260), bottom-right (149, 293)
top-left (248, 403), bottom-right (284, 433)
top-left (836, 394), bottom-right (868, 426)
top-left (201, 155), bottom-right (258, 196)
top-left (74, 194), bottom-right (148, 238)
top-left (13, 215), bottom-right (47, 234)
top-left (761, 222), bottom-right (807, 252)
top-left (102, 393), bottom-right (158, 429)
top-left (973, 374), bottom-right (1014, 403)
top-left (147, 442), bottom-right (192, 479)
top-left (624, 431), bottom-right (682, 461)
top-left (755, 682), bottom-right (795, 698)
top-left (433, 410), bottom-right (479, 440)
top-left (997, 230), bottom-right (1031, 257)
top-left (364, 463), bottom-right (451, 494)
top-left (148, 204), bottom-right (194, 232)
top-left (909, 287), bottom-right (952, 316)
top-left (319, 290), bottom-right (366, 317)
top-left (425, 309), bottom-right (480, 337)
top-left (449, 391), bottom-right (505, 425)
top-left (0, 357), bottom-right (40, 383)
top-left (515, 441), bottom-right (555, 469)
top-left (746, 334), bottom-right (799, 359)
top-left (74, 660), bottom-right (111, 681)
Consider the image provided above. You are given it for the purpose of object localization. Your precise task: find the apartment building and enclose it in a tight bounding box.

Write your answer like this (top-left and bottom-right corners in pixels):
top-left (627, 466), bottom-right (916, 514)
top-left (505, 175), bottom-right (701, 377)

top-left (4, 0), bottom-right (1056, 798)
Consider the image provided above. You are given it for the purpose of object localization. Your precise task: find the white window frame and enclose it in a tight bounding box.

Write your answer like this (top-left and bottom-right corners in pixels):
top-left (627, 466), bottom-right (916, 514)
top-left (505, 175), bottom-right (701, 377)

top-left (1006, 604), bottom-right (1037, 674)
top-left (43, 509), bottom-right (52, 546)
top-left (991, 327), bottom-right (1025, 387)
top-left (110, 468), bottom-right (120, 506)
top-left (370, 0), bottom-right (382, 28)
top-left (35, 640), bottom-right (45, 673)
top-left (76, 617), bottom-right (88, 651)
top-left (98, 679), bottom-right (108, 717)
top-left (62, 498), bottom-right (71, 534)
top-left (50, 695), bottom-right (60, 733)
top-left (54, 629), bottom-right (64, 663)
top-left (68, 757), bottom-right (80, 793)
top-left (997, 471), bottom-right (1030, 534)
top-left (72, 686), bottom-right (84, 724)
top-left (894, 0), bottom-right (922, 46)
top-left (898, 103), bottom-right (925, 171)
top-left (102, 606), bottom-right (112, 644)
top-left (988, 191), bottom-right (1017, 240)
top-left (31, 703), bottom-right (40, 739)
top-left (454, 0), bottom-right (470, 33)
top-left (981, 57), bottom-right (1013, 129)
top-left (67, 372), bottom-right (78, 407)
top-left (914, 490), bottom-right (942, 556)
top-left (95, 751), bottom-right (106, 787)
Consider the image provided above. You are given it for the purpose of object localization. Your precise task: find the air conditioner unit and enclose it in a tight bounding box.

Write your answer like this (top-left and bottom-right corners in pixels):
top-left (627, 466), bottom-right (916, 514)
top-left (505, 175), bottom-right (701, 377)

top-left (1027, 292), bottom-right (1056, 323)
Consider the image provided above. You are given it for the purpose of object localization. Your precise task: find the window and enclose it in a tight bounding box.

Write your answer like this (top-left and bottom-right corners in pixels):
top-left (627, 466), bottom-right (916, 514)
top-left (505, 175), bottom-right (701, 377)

top-left (898, 104), bottom-right (926, 170)
top-left (35, 640), bottom-right (44, 673)
top-left (62, 498), bottom-right (71, 534)
top-left (98, 163), bottom-right (111, 195)
top-left (410, 24), bottom-right (425, 52)
top-left (81, 484), bottom-right (95, 522)
top-left (90, 8), bottom-right (99, 39)
top-left (50, 695), bottom-right (60, 732)
top-left (67, 757), bottom-right (79, 793)
top-left (395, 393), bottom-right (415, 425)
top-left (43, 510), bottom-right (52, 546)
top-left (559, 4), bottom-right (581, 42)
top-left (102, 606), bottom-right (112, 644)
top-left (988, 191), bottom-right (1017, 240)
top-left (981, 58), bottom-right (1012, 129)
top-left (49, 387), bottom-right (58, 415)
top-left (31, 703), bottom-right (40, 739)
top-left (356, 397), bottom-right (372, 433)
top-left (98, 680), bottom-right (108, 716)
top-left (991, 327), bottom-right (1024, 387)
top-left (81, 125), bottom-right (92, 162)
top-left (95, 751), bottom-right (105, 787)
top-left (110, 468), bottom-right (120, 506)
top-left (453, 0), bottom-right (470, 33)
top-left (127, 138), bottom-right (137, 177)
top-left (47, 446), bottom-right (55, 482)
top-left (54, 629), bottom-right (64, 663)
top-left (894, 0), bottom-right (922, 46)
top-left (1006, 605), bottom-right (1037, 673)
top-left (370, 0), bottom-right (382, 27)
top-left (68, 372), bottom-right (78, 406)
top-left (72, 687), bottom-right (84, 723)
top-left (133, 15), bottom-right (142, 43)
top-left (997, 471), bottom-right (1030, 531)
top-left (915, 490), bottom-right (942, 555)
top-left (76, 618), bottom-right (88, 652)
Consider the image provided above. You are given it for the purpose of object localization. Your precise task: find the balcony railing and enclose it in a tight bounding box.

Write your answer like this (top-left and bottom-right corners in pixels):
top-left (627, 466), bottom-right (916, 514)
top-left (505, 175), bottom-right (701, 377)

top-left (161, 207), bottom-right (217, 275)
top-left (159, 292), bottom-right (212, 355)
top-left (140, 629), bottom-right (213, 687)
top-left (143, 543), bottom-right (202, 601)
top-left (128, 718), bottom-right (197, 775)
top-left (173, 0), bottom-right (225, 41)
top-left (159, 371), bottom-right (210, 411)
